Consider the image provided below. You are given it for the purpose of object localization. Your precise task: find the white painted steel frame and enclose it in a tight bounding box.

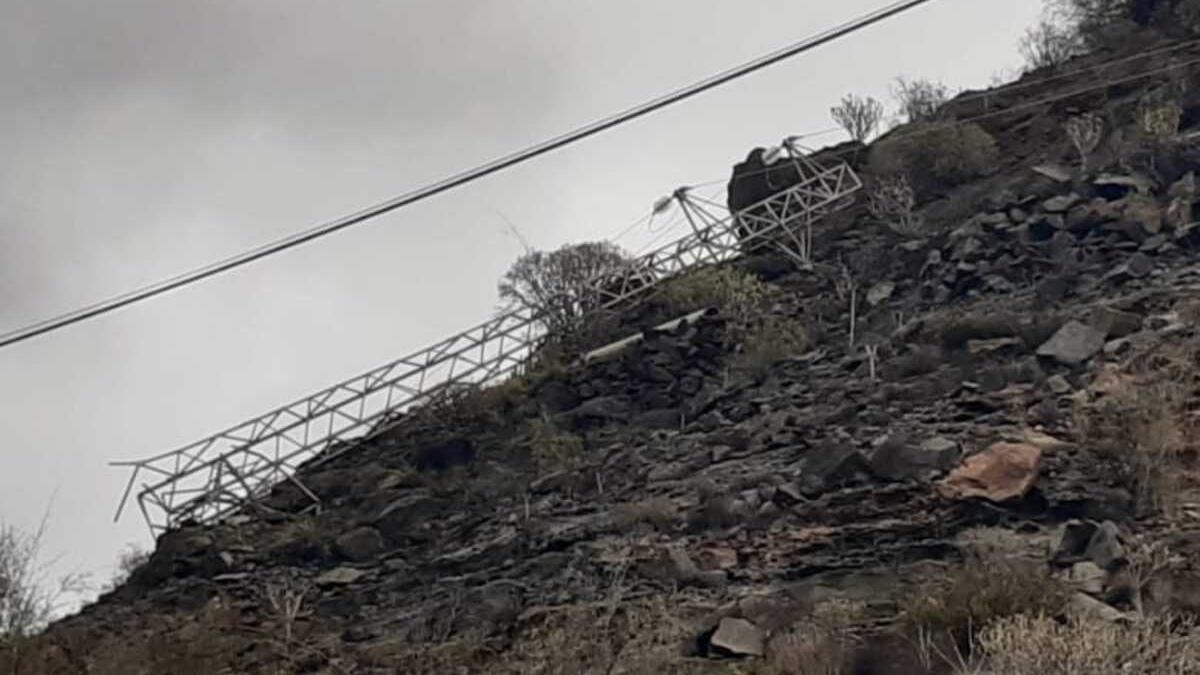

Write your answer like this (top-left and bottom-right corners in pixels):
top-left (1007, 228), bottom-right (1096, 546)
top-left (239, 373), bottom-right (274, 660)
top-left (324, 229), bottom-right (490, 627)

top-left (114, 154), bottom-right (861, 535)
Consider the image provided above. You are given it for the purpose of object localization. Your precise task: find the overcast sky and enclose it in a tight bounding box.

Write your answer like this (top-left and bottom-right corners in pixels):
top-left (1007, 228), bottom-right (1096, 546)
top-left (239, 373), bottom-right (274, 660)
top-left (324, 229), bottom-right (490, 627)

top-left (0, 0), bottom-right (1044, 605)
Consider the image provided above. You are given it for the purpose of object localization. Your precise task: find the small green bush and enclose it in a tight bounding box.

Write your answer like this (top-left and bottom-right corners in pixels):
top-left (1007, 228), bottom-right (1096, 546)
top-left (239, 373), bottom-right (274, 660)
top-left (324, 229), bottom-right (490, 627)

top-left (659, 266), bottom-right (768, 344)
top-left (868, 122), bottom-right (999, 197)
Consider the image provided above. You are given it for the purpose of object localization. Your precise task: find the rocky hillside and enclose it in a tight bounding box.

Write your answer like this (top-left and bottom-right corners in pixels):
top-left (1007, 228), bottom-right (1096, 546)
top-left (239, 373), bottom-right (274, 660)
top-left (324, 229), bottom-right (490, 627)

top-left (11, 35), bottom-right (1200, 675)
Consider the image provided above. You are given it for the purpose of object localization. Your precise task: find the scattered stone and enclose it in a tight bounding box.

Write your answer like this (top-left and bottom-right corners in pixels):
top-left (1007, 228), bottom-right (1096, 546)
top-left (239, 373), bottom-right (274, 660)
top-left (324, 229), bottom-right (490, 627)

top-left (316, 567), bottom-right (367, 587)
top-left (697, 547), bottom-right (739, 571)
top-left (798, 445), bottom-right (871, 496)
top-left (1019, 429), bottom-right (1072, 453)
top-left (869, 435), bottom-right (960, 481)
top-left (1037, 321), bottom-right (1106, 366)
top-left (1090, 306), bottom-right (1142, 339)
top-left (866, 281), bottom-right (896, 307)
top-left (1066, 592), bottom-right (1127, 623)
top-left (772, 482), bottom-right (806, 506)
top-left (1046, 374), bottom-right (1073, 395)
top-left (938, 442), bottom-right (1042, 503)
top-left (335, 526), bottom-right (385, 562)
top-left (1043, 193), bottom-right (1081, 212)
top-left (709, 617), bottom-right (765, 658)
top-left (1085, 521), bottom-right (1125, 571)
top-left (565, 396), bottom-right (632, 429)
top-left (1067, 561), bottom-right (1107, 595)
top-left (1054, 521), bottom-right (1099, 565)
top-left (1105, 252), bottom-right (1154, 283)
top-left (1033, 164), bottom-right (1072, 183)
top-left (1094, 173), bottom-right (1155, 197)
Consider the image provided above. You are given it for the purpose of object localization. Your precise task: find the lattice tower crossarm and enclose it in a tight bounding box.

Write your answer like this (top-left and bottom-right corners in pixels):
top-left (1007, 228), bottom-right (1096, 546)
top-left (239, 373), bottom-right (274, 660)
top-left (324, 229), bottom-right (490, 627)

top-left (113, 152), bottom-right (861, 535)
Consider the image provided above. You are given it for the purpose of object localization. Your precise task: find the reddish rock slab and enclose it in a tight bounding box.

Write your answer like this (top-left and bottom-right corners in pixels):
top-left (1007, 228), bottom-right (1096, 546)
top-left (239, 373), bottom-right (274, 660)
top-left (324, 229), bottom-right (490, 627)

top-left (938, 442), bottom-right (1042, 503)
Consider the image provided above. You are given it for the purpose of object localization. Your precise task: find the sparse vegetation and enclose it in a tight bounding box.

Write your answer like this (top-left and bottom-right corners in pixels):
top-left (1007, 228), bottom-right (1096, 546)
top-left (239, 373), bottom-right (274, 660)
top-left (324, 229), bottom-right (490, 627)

top-left (830, 94), bottom-right (885, 143)
top-left (868, 122), bottom-right (998, 197)
top-left (892, 77), bottom-right (951, 124)
top-left (525, 417), bottom-right (586, 476)
top-left (1065, 112), bottom-right (1104, 172)
top-left (660, 267), bottom-right (808, 382)
top-left (659, 266), bottom-right (768, 345)
top-left (977, 614), bottom-right (1200, 674)
top-left (1020, 18), bottom-right (1082, 70)
top-left (899, 556), bottom-right (1070, 656)
top-left (753, 600), bottom-right (867, 675)
top-left (1075, 376), bottom-right (1191, 517)
top-left (866, 175), bottom-right (924, 238)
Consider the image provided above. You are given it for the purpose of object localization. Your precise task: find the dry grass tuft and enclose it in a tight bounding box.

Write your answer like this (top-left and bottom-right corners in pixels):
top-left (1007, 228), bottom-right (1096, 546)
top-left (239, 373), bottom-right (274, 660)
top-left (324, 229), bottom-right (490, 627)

top-left (1075, 356), bottom-right (1196, 519)
top-left (899, 556), bottom-right (1070, 655)
top-left (977, 614), bottom-right (1200, 675)
top-left (753, 599), bottom-right (867, 675)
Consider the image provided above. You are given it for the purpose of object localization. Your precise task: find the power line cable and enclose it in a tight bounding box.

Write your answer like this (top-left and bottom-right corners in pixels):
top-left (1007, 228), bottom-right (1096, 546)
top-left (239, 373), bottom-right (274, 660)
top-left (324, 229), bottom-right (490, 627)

top-left (0, 0), bottom-right (938, 350)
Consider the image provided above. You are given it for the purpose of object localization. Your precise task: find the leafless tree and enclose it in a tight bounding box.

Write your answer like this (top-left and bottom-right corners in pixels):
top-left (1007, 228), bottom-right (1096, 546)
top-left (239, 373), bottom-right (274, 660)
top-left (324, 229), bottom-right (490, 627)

top-left (1, 518), bottom-right (86, 666)
top-left (892, 77), bottom-right (951, 124)
top-left (498, 241), bottom-right (632, 333)
top-left (830, 94), bottom-right (885, 142)
top-left (1019, 19), bottom-right (1081, 70)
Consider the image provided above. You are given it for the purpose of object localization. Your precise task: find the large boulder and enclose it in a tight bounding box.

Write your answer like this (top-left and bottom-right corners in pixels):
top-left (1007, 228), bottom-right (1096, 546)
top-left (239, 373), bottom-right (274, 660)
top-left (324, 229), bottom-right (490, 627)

top-left (938, 442), bottom-right (1042, 503)
top-left (1037, 321), bottom-right (1106, 366)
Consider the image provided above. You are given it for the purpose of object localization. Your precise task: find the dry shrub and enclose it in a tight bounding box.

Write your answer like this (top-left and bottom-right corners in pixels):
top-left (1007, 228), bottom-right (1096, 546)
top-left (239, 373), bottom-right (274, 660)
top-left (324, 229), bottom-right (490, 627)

top-left (830, 94), bottom-right (885, 142)
top-left (730, 317), bottom-right (810, 383)
top-left (754, 600), bottom-right (867, 675)
top-left (892, 77), bottom-right (950, 124)
top-left (1075, 372), bottom-right (1192, 518)
top-left (660, 266), bottom-right (807, 382)
top-left (525, 418), bottom-right (585, 476)
top-left (977, 614), bottom-right (1200, 674)
top-left (659, 266), bottom-right (768, 345)
top-left (612, 498), bottom-right (679, 532)
top-left (868, 123), bottom-right (998, 197)
top-left (899, 557), bottom-right (1070, 653)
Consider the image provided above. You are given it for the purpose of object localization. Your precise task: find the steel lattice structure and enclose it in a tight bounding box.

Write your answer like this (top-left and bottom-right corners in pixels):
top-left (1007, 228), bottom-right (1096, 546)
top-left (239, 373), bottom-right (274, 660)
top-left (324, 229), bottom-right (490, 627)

top-left (113, 146), bottom-right (861, 535)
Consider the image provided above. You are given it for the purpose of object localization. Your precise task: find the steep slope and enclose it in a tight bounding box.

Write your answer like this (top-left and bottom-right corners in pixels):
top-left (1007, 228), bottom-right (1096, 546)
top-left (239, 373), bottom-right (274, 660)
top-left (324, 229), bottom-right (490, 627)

top-left (11, 36), bottom-right (1200, 674)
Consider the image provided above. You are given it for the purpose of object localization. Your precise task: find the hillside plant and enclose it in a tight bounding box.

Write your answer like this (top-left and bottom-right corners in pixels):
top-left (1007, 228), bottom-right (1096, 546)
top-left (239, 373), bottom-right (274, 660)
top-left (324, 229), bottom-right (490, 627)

top-left (977, 614), bottom-right (1200, 674)
top-left (658, 266), bottom-right (768, 346)
top-left (867, 122), bottom-right (999, 196)
top-left (830, 94), bottom-right (885, 142)
top-left (659, 267), bottom-right (808, 381)
top-left (1137, 99), bottom-right (1183, 139)
top-left (1065, 112), bottom-right (1105, 172)
top-left (498, 241), bottom-right (633, 334)
top-left (892, 77), bottom-right (951, 124)
top-left (866, 175), bottom-right (924, 238)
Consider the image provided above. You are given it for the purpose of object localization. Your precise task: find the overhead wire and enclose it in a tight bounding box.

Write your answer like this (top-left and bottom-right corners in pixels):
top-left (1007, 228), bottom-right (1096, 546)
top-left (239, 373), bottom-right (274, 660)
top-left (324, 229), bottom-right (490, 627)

top-left (0, 0), bottom-right (939, 350)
